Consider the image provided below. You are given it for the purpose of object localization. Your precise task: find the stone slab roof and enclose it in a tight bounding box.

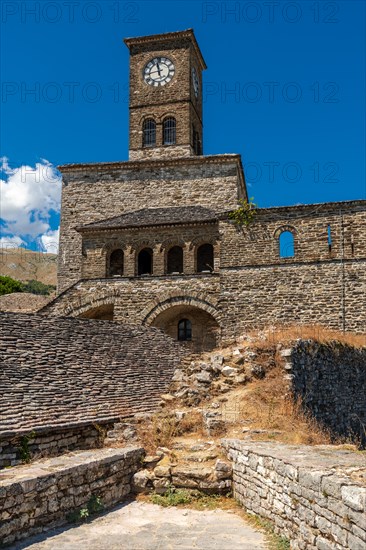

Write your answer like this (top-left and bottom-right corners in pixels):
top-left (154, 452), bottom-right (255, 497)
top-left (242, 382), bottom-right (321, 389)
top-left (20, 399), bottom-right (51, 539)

top-left (77, 206), bottom-right (218, 232)
top-left (0, 313), bottom-right (181, 437)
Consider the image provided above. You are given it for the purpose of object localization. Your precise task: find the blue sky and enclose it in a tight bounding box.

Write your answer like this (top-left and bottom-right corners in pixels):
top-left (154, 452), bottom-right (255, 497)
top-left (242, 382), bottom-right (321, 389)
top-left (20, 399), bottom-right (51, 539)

top-left (0, 0), bottom-right (365, 251)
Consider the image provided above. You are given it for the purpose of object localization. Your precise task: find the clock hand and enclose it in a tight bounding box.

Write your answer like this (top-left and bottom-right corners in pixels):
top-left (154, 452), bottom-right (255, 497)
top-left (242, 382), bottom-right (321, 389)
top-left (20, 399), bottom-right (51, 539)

top-left (156, 63), bottom-right (161, 77)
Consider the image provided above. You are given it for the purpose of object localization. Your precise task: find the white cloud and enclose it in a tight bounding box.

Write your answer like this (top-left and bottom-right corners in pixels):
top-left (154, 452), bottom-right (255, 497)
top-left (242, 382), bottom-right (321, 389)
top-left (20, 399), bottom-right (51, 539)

top-left (0, 235), bottom-right (25, 248)
top-left (0, 157), bottom-right (61, 239)
top-left (40, 228), bottom-right (60, 254)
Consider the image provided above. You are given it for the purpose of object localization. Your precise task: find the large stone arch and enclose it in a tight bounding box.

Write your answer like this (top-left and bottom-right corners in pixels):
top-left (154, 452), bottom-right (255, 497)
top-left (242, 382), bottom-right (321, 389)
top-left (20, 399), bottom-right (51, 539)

top-left (141, 295), bottom-right (221, 352)
top-left (61, 294), bottom-right (118, 319)
top-left (141, 295), bottom-right (221, 326)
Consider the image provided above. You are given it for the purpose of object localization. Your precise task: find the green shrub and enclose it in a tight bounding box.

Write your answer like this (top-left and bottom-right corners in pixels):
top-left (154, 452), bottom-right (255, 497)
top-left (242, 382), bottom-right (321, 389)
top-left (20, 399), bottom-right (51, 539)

top-left (151, 486), bottom-right (193, 507)
top-left (22, 279), bottom-right (56, 295)
top-left (0, 275), bottom-right (24, 296)
top-left (17, 431), bottom-right (36, 463)
top-left (67, 495), bottom-right (104, 523)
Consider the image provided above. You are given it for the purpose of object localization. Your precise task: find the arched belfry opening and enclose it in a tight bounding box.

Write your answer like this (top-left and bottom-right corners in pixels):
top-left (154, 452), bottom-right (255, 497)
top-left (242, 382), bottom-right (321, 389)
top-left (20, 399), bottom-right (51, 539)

top-left (138, 248), bottom-right (153, 276)
top-left (107, 249), bottom-right (124, 277)
top-left (197, 243), bottom-right (214, 272)
top-left (167, 246), bottom-right (183, 274)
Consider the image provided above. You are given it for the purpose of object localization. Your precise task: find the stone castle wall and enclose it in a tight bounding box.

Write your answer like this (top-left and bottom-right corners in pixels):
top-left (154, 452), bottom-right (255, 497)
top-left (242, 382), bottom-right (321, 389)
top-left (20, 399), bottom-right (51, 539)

top-left (219, 201), bottom-right (366, 336)
top-left (51, 196), bottom-right (366, 336)
top-left (223, 440), bottom-right (366, 550)
top-left (0, 313), bottom-right (181, 444)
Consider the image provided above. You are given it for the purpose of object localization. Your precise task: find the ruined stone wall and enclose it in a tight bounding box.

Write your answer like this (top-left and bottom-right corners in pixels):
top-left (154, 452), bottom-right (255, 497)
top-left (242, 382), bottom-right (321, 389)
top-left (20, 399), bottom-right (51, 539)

top-left (0, 446), bottom-right (144, 546)
top-left (223, 440), bottom-right (366, 550)
top-left (0, 422), bottom-right (113, 469)
top-left (0, 313), bottom-right (181, 439)
top-left (287, 341), bottom-right (366, 445)
top-left (58, 157), bottom-right (243, 292)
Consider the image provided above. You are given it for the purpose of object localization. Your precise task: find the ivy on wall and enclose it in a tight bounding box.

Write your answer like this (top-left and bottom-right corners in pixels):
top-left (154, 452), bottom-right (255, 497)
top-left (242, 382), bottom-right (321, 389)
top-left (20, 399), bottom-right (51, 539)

top-left (228, 198), bottom-right (257, 227)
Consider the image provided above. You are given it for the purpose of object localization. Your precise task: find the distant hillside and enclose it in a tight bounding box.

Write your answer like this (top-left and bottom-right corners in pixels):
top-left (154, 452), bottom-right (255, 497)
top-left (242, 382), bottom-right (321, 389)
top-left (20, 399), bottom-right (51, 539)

top-left (0, 292), bottom-right (52, 313)
top-left (0, 248), bottom-right (57, 286)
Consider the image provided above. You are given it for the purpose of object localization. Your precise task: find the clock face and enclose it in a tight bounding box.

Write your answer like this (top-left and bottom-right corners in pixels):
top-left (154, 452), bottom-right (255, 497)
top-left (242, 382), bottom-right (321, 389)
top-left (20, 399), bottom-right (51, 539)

top-left (144, 57), bottom-right (175, 87)
top-left (192, 67), bottom-right (199, 97)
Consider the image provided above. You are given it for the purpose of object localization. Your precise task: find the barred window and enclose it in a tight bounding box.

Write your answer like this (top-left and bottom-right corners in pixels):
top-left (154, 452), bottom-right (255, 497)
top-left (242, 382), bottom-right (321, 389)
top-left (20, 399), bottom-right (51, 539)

top-left (143, 119), bottom-right (156, 147)
top-left (163, 117), bottom-right (176, 145)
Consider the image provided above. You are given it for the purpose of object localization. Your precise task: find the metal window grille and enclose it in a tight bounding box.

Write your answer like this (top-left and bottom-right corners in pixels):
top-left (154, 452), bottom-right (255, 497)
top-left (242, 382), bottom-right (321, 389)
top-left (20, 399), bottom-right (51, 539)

top-left (163, 117), bottom-right (176, 145)
top-left (143, 119), bottom-right (156, 147)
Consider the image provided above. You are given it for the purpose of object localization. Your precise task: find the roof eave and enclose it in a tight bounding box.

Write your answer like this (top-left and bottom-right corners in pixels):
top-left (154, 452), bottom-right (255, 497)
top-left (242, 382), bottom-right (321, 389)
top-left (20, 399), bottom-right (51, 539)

top-left (76, 218), bottom-right (218, 234)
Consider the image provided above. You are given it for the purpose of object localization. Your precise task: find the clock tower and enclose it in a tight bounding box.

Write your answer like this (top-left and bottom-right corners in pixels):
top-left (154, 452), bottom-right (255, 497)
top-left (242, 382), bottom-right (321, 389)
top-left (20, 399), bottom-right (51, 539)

top-left (124, 29), bottom-right (207, 160)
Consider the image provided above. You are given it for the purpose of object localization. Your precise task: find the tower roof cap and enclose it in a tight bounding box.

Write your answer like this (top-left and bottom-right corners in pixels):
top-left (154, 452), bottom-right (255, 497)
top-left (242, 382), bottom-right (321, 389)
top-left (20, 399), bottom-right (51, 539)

top-left (124, 28), bottom-right (207, 70)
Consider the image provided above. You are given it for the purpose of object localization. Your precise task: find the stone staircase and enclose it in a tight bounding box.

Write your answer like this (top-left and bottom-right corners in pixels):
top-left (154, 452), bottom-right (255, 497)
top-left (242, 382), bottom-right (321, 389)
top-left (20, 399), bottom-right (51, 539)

top-left (132, 439), bottom-right (232, 495)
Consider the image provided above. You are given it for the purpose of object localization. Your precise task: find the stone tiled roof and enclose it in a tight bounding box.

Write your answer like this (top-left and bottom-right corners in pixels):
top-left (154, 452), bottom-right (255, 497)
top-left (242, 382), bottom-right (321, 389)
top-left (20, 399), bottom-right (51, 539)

top-left (0, 312), bottom-right (181, 436)
top-left (77, 206), bottom-right (218, 232)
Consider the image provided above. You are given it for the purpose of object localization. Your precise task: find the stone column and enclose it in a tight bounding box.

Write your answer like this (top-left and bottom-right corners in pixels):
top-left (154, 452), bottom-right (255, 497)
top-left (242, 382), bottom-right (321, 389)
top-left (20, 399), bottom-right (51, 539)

top-left (124, 246), bottom-right (135, 277)
top-left (213, 242), bottom-right (220, 272)
top-left (185, 242), bottom-right (196, 275)
top-left (153, 244), bottom-right (165, 276)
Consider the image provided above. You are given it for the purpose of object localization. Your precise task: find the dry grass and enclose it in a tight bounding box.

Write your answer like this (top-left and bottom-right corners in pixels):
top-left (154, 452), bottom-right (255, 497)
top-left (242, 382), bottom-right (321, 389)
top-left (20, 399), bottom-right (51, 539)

top-left (244, 324), bottom-right (366, 350)
top-left (176, 410), bottom-right (204, 436)
top-left (138, 324), bottom-right (365, 451)
top-left (221, 368), bottom-right (345, 446)
top-left (135, 409), bottom-right (205, 454)
top-left (246, 374), bottom-right (333, 445)
top-left (135, 410), bottom-right (177, 454)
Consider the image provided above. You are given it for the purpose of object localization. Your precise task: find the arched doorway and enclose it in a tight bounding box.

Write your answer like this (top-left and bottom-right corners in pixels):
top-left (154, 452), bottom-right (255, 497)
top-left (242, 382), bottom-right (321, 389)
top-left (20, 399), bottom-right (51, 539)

top-left (150, 304), bottom-right (220, 352)
top-left (138, 248), bottom-right (153, 275)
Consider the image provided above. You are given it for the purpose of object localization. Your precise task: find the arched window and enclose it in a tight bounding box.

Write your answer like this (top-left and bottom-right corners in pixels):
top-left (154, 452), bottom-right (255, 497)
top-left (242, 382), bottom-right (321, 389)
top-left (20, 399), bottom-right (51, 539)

top-left (143, 119), bottom-right (156, 147)
top-left (163, 117), bottom-right (176, 145)
top-left (167, 246), bottom-right (183, 274)
top-left (327, 224), bottom-right (332, 253)
top-left (178, 319), bottom-right (192, 341)
top-left (108, 249), bottom-right (124, 277)
top-left (138, 247), bottom-right (153, 275)
top-left (279, 231), bottom-right (295, 258)
top-left (192, 126), bottom-right (202, 155)
top-left (197, 243), bottom-right (214, 273)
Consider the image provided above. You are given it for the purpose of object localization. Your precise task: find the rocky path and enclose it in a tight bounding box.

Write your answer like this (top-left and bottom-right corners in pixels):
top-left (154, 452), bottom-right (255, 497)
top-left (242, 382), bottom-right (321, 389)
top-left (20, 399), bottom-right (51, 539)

top-left (13, 501), bottom-right (267, 550)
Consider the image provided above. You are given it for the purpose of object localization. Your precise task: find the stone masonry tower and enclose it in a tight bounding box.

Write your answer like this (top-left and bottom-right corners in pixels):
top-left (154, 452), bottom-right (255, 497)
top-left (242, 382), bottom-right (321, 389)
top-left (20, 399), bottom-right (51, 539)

top-left (124, 29), bottom-right (207, 160)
